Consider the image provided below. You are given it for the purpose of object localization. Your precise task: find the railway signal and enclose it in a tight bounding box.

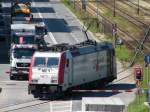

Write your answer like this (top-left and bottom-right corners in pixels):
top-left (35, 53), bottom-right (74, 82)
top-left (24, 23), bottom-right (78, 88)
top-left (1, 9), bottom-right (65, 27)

top-left (134, 65), bottom-right (143, 81)
top-left (134, 65), bottom-right (143, 89)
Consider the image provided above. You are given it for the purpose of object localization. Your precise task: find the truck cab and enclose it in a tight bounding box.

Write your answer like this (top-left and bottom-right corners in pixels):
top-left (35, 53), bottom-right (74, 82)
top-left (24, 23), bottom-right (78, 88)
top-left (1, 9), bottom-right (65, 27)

top-left (10, 44), bottom-right (37, 80)
top-left (11, 2), bottom-right (33, 24)
top-left (11, 24), bottom-right (47, 48)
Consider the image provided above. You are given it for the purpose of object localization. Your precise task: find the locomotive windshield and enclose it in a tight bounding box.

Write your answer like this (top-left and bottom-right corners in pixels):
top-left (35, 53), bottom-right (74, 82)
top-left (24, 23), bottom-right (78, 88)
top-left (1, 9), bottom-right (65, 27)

top-left (47, 58), bottom-right (59, 67)
top-left (34, 57), bottom-right (46, 67)
top-left (34, 57), bottom-right (59, 67)
top-left (13, 48), bottom-right (35, 59)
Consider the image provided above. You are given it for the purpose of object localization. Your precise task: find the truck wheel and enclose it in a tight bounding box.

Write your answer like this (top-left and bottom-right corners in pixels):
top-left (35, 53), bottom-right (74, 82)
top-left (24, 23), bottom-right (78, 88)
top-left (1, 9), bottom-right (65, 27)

top-left (10, 75), bottom-right (14, 80)
top-left (28, 86), bottom-right (31, 94)
top-left (33, 93), bottom-right (38, 98)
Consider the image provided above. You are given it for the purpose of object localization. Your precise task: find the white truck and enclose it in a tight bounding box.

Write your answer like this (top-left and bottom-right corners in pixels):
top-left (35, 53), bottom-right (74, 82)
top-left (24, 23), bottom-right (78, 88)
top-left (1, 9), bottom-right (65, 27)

top-left (10, 44), bottom-right (37, 80)
top-left (11, 23), bottom-right (47, 48)
top-left (28, 41), bottom-right (117, 98)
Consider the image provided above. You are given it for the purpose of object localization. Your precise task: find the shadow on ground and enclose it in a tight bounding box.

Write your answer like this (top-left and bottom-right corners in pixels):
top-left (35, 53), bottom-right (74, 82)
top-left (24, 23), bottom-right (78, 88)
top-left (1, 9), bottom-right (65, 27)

top-left (0, 40), bottom-right (9, 64)
top-left (31, 7), bottom-right (55, 13)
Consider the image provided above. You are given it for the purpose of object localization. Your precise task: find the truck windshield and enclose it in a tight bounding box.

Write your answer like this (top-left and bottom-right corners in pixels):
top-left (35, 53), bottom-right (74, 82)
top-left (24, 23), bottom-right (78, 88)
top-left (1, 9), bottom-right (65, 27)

top-left (36, 27), bottom-right (45, 35)
top-left (13, 48), bottom-right (35, 59)
top-left (13, 13), bottom-right (31, 17)
top-left (14, 4), bottom-right (29, 12)
top-left (34, 57), bottom-right (59, 67)
top-left (12, 35), bottom-right (35, 44)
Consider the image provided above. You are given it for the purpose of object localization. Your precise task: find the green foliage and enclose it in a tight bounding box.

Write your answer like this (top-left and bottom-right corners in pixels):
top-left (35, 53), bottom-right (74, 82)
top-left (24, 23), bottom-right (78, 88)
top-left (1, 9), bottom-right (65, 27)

top-left (128, 69), bottom-right (150, 112)
top-left (62, 0), bottom-right (101, 33)
top-left (115, 45), bottom-right (133, 62)
top-left (128, 93), bottom-right (148, 112)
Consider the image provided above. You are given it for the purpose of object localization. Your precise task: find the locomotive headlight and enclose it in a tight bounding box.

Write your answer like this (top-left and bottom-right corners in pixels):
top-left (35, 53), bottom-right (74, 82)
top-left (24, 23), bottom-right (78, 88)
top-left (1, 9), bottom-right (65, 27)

top-left (31, 79), bottom-right (38, 83)
top-left (51, 76), bottom-right (57, 83)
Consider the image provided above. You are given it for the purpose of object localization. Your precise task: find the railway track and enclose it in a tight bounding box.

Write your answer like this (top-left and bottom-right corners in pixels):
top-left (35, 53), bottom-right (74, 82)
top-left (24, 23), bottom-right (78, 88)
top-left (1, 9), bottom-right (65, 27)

top-left (101, 0), bottom-right (148, 31)
top-left (84, 2), bottom-right (150, 52)
top-left (119, 0), bottom-right (150, 17)
top-left (128, 0), bottom-right (150, 11)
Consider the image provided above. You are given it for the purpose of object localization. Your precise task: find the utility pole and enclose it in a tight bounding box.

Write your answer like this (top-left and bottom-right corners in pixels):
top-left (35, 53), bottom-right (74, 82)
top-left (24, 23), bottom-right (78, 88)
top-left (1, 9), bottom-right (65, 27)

top-left (137, 0), bottom-right (140, 15)
top-left (112, 23), bottom-right (117, 48)
top-left (96, 0), bottom-right (98, 18)
top-left (73, 0), bottom-right (75, 9)
top-left (113, 0), bottom-right (116, 17)
top-left (96, 0), bottom-right (100, 29)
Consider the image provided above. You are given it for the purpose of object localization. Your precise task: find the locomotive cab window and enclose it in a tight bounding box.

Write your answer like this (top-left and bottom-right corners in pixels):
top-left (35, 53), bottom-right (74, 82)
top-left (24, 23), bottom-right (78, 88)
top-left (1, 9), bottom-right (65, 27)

top-left (66, 59), bottom-right (69, 67)
top-left (47, 58), bottom-right (59, 67)
top-left (34, 57), bottom-right (46, 67)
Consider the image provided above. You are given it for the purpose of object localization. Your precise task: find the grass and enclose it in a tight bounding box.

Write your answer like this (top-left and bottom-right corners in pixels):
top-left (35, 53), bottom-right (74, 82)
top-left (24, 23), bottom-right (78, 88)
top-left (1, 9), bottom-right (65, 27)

top-left (115, 45), bottom-right (133, 62)
top-left (128, 93), bottom-right (148, 112)
top-left (62, 0), bottom-right (100, 33)
top-left (100, 5), bottom-right (143, 37)
top-left (128, 68), bottom-right (150, 112)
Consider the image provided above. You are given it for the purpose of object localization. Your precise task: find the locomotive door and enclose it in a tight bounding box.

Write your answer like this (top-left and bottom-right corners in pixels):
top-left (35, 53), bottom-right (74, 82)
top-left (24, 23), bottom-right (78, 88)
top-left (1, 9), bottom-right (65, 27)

top-left (68, 59), bottom-right (73, 86)
top-left (107, 50), bottom-right (113, 76)
top-left (66, 52), bottom-right (73, 86)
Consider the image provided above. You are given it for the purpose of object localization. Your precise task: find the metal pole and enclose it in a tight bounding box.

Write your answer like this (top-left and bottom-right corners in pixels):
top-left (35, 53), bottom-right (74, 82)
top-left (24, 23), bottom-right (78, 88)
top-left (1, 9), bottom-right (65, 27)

top-left (137, 0), bottom-right (139, 15)
top-left (73, 0), bottom-right (75, 9)
top-left (97, 0), bottom-right (99, 19)
top-left (96, 0), bottom-right (100, 30)
top-left (148, 67), bottom-right (149, 84)
top-left (113, 0), bottom-right (116, 17)
top-left (112, 24), bottom-right (117, 48)
top-left (147, 67), bottom-right (148, 85)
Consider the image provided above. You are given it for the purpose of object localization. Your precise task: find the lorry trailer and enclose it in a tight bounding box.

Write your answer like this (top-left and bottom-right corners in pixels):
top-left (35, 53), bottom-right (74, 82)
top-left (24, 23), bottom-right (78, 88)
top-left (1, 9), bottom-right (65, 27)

top-left (28, 40), bottom-right (117, 98)
top-left (11, 23), bottom-right (47, 48)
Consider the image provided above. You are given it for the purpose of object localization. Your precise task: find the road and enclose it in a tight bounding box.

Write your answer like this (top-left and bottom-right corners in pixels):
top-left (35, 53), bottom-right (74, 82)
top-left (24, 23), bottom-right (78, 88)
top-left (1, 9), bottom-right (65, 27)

top-left (0, 0), bottom-right (136, 112)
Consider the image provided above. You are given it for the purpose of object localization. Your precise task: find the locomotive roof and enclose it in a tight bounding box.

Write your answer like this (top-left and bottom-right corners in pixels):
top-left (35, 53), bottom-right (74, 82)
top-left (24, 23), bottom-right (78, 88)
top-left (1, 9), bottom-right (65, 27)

top-left (34, 52), bottom-right (61, 58)
top-left (43, 40), bottom-right (113, 56)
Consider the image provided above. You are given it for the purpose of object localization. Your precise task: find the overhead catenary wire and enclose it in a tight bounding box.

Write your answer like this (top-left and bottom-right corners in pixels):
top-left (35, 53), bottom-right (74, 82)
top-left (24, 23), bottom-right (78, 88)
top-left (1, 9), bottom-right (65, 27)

top-left (129, 26), bottom-right (150, 67)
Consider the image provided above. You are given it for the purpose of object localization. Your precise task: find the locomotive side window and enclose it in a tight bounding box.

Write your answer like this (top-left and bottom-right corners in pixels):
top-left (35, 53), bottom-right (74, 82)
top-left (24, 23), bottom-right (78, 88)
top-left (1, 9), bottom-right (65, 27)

top-left (66, 59), bottom-right (69, 67)
top-left (34, 57), bottom-right (46, 67)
